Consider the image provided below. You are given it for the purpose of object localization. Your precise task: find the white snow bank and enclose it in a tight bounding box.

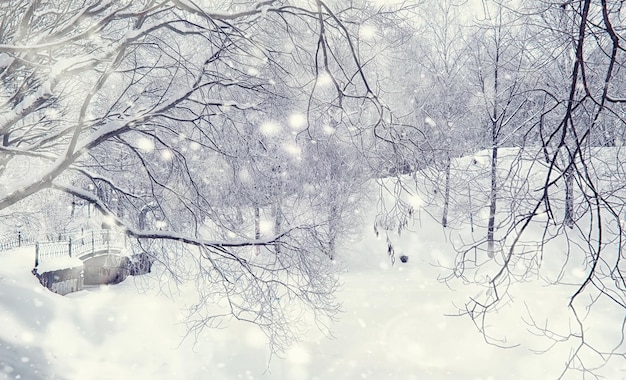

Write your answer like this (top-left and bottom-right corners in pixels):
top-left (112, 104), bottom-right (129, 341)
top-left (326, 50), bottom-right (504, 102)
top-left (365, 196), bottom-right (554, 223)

top-left (35, 256), bottom-right (84, 274)
top-left (1, 161), bottom-right (625, 379)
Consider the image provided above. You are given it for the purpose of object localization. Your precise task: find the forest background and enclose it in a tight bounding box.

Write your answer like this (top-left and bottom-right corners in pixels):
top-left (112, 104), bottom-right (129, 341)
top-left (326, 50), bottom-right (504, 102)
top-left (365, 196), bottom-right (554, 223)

top-left (0, 0), bottom-right (625, 378)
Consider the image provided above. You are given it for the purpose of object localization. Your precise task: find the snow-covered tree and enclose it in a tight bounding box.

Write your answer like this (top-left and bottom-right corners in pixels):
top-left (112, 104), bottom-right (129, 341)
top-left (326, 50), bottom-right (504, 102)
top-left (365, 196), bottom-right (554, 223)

top-left (442, 1), bottom-right (626, 377)
top-left (0, 0), bottom-right (390, 351)
top-left (373, 0), bottom-right (624, 377)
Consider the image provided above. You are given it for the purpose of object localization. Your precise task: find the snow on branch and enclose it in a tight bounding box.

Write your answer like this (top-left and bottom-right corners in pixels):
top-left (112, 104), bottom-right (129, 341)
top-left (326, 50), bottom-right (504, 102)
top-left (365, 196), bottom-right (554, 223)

top-left (53, 183), bottom-right (294, 250)
top-left (171, 0), bottom-right (277, 21)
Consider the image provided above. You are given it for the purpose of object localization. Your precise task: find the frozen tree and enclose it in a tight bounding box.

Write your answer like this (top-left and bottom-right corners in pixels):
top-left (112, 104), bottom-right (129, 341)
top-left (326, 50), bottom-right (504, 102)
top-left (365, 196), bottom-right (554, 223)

top-left (374, 0), bottom-right (624, 376)
top-left (443, 1), bottom-right (626, 377)
top-left (412, 0), bottom-right (478, 228)
top-left (522, 1), bottom-right (626, 376)
top-left (0, 0), bottom-right (390, 352)
top-left (468, 1), bottom-right (538, 257)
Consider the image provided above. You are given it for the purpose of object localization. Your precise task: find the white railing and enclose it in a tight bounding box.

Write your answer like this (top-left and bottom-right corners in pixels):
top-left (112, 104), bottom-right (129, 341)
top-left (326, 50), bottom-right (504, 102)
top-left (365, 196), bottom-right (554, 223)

top-left (35, 229), bottom-right (126, 265)
top-left (36, 241), bottom-right (71, 263)
top-left (70, 229), bottom-right (125, 259)
top-left (0, 231), bottom-right (35, 252)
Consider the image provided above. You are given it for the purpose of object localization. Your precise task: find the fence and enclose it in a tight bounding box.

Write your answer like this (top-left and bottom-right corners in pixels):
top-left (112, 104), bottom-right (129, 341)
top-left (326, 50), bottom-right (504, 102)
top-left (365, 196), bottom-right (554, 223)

top-left (35, 241), bottom-right (72, 265)
top-left (35, 229), bottom-right (127, 266)
top-left (0, 231), bottom-right (35, 252)
top-left (71, 229), bottom-right (124, 259)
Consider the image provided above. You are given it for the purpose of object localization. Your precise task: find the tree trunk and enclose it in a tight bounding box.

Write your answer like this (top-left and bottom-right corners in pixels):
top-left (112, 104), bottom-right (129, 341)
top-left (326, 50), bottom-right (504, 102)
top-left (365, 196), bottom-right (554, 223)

top-left (442, 155), bottom-right (451, 228)
top-left (273, 202), bottom-right (281, 255)
top-left (564, 164), bottom-right (574, 228)
top-left (487, 38), bottom-right (500, 259)
top-left (328, 203), bottom-right (337, 260)
top-left (254, 206), bottom-right (260, 256)
top-left (328, 156), bottom-right (340, 260)
top-left (0, 134), bottom-right (9, 180)
top-left (487, 146), bottom-right (498, 258)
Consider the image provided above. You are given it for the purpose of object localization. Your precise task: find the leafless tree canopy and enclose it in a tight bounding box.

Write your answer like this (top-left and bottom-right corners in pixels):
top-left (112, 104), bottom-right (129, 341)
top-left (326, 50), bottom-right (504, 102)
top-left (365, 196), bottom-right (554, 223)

top-left (372, 0), bottom-right (625, 377)
top-left (1, 0), bottom-right (625, 375)
top-left (0, 0), bottom-right (396, 351)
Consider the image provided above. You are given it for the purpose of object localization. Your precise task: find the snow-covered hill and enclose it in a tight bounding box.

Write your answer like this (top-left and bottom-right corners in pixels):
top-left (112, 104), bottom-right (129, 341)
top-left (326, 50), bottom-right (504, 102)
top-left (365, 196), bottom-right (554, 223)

top-left (1, 213), bottom-right (623, 379)
top-left (1, 147), bottom-right (625, 379)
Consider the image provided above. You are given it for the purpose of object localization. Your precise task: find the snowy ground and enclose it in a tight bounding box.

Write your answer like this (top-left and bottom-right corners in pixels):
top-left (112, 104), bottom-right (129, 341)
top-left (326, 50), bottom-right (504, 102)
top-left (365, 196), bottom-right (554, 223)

top-left (1, 197), bottom-right (624, 379)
